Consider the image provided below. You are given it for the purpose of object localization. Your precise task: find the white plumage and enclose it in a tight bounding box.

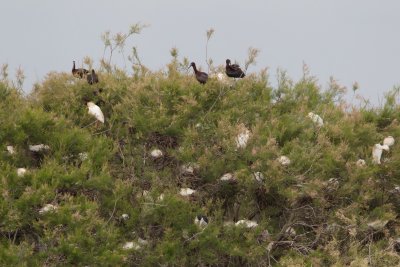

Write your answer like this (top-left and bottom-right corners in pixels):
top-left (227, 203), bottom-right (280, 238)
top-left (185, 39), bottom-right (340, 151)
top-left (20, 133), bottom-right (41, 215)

top-left (278, 155), bottom-right (291, 166)
top-left (220, 173), bottom-right (235, 181)
top-left (17, 168), bottom-right (27, 177)
top-left (236, 126), bottom-right (251, 149)
top-left (6, 145), bottom-right (15, 155)
top-left (29, 144), bottom-right (50, 152)
top-left (356, 159), bottom-right (366, 167)
top-left (150, 149), bottom-right (163, 159)
top-left (179, 188), bottom-right (196, 196)
top-left (235, 220), bottom-right (258, 228)
top-left (372, 144), bottom-right (389, 164)
top-left (39, 204), bottom-right (57, 214)
top-left (308, 112), bottom-right (324, 127)
top-left (253, 172), bottom-right (265, 182)
top-left (87, 102), bottom-right (104, 123)
top-left (383, 136), bottom-right (395, 147)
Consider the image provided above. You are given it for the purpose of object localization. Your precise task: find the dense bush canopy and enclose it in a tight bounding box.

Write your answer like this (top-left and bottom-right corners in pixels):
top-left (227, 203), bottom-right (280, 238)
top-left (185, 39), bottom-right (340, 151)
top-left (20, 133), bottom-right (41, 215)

top-left (1, 65), bottom-right (400, 266)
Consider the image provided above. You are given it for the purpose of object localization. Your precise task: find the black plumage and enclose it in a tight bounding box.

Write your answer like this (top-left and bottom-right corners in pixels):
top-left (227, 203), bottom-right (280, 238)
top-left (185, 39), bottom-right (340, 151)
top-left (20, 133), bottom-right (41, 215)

top-left (189, 62), bottom-right (208, 84)
top-left (87, 69), bottom-right (99, 85)
top-left (225, 59), bottom-right (245, 78)
top-left (72, 61), bottom-right (89, 78)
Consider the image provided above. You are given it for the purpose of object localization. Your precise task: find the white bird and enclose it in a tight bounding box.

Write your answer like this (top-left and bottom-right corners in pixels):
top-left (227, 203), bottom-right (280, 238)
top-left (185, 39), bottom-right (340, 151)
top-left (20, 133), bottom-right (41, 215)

top-left (236, 126), bottom-right (251, 149)
top-left (179, 188), bottom-right (196, 196)
top-left (87, 102), bottom-right (104, 123)
top-left (17, 168), bottom-right (27, 177)
top-left (39, 204), bottom-right (57, 214)
top-left (6, 145), bottom-right (15, 155)
top-left (253, 172), bottom-right (265, 182)
top-left (121, 214), bottom-right (129, 220)
top-left (220, 173), bottom-right (235, 181)
top-left (123, 238), bottom-right (148, 250)
top-left (235, 219), bottom-right (258, 228)
top-left (29, 144), bottom-right (50, 152)
top-left (278, 156), bottom-right (291, 166)
top-left (194, 215), bottom-right (209, 228)
top-left (308, 112), bottom-right (324, 127)
top-left (356, 159), bottom-right (366, 167)
top-left (78, 152), bottom-right (88, 161)
top-left (372, 144), bottom-right (389, 164)
top-left (150, 149), bottom-right (163, 159)
top-left (383, 136), bottom-right (395, 147)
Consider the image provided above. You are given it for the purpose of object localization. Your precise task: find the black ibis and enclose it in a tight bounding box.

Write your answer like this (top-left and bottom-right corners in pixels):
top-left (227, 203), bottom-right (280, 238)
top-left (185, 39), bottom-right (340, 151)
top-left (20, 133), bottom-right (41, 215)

top-left (87, 69), bottom-right (99, 85)
top-left (72, 61), bottom-right (89, 78)
top-left (189, 62), bottom-right (208, 84)
top-left (225, 59), bottom-right (245, 78)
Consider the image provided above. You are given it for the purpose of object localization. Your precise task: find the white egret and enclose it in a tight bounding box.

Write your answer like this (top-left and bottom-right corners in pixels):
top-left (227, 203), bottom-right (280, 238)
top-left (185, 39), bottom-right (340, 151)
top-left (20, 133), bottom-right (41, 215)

top-left (372, 144), bottom-right (389, 164)
top-left (87, 102), bottom-right (104, 123)
top-left (308, 112), bottom-right (324, 127)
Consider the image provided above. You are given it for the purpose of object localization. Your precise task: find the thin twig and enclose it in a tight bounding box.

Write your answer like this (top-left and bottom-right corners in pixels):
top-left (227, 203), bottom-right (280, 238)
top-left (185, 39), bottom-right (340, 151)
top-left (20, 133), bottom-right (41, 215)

top-left (105, 199), bottom-right (119, 225)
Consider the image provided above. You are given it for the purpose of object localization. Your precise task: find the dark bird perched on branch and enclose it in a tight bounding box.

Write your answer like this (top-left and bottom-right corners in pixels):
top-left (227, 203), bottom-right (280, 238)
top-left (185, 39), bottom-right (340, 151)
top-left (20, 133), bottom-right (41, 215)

top-left (225, 59), bottom-right (245, 78)
top-left (87, 69), bottom-right (99, 85)
top-left (72, 61), bottom-right (89, 78)
top-left (189, 62), bottom-right (208, 84)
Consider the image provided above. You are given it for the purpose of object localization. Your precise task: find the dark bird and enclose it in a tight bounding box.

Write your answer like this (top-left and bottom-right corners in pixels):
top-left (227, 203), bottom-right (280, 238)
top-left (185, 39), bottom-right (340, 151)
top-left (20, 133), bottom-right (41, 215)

top-left (189, 62), bottom-right (208, 84)
top-left (87, 69), bottom-right (99, 85)
top-left (72, 61), bottom-right (89, 78)
top-left (225, 59), bottom-right (245, 78)
top-left (194, 215), bottom-right (209, 227)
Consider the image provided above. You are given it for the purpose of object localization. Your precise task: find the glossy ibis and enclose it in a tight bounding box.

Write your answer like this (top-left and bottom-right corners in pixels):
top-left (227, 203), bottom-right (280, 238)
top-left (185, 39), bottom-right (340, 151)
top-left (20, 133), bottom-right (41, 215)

top-left (87, 69), bottom-right (99, 84)
top-left (72, 61), bottom-right (89, 78)
top-left (225, 59), bottom-right (245, 78)
top-left (189, 62), bottom-right (208, 84)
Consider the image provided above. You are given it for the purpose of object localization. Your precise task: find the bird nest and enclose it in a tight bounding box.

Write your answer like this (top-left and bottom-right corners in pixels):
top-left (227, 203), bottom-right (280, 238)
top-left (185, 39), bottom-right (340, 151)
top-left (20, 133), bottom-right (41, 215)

top-left (145, 131), bottom-right (178, 150)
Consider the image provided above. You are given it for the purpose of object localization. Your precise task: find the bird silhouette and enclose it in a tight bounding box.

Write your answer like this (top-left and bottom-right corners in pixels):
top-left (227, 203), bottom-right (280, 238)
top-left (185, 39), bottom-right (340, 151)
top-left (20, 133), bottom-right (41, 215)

top-left (87, 69), bottom-right (99, 85)
top-left (189, 62), bottom-right (208, 84)
top-left (225, 59), bottom-right (245, 78)
top-left (72, 61), bottom-right (89, 78)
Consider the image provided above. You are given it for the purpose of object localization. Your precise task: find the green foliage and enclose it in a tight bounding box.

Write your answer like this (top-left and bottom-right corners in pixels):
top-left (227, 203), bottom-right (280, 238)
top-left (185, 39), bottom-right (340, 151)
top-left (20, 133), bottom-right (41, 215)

top-left (1, 63), bottom-right (400, 266)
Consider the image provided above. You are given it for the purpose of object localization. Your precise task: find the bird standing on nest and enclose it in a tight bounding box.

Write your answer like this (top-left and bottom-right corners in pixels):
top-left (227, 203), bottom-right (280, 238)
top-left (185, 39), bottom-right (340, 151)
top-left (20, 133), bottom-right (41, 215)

top-left (87, 69), bottom-right (99, 85)
top-left (189, 62), bottom-right (208, 84)
top-left (72, 61), bottom-right (89, 78)
top-left (225, 59), bottom-right (245, 78)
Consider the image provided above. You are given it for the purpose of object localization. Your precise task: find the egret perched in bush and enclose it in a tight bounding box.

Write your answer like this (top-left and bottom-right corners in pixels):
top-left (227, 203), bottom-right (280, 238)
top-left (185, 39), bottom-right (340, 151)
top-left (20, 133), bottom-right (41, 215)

top-left (235, 220), bottom-right (258, 228)
top-left (39, 204), bottom-right (57, 214)
top-left (87, 102), bottom-right (104, 123)
top-left (372, 144), bottom-right (389, 164)
top-left (383, 136), bottom-right (395, 147)
top-left (220, 173), bottom-right (235, 181)
top-left (6, 145), bottom-right (15, 155)
top-left (356, 159), bottom-right (366, 167)
top-left (253, 172), bottom-right (265, 182)
top-left (278, 156), bottom-right (291, 166)
top-left (236, 125), bottom-right (251, 149)
top-left (17, 168), bottom-right (27, 177)
top-left (308, 112), bottom-right (324, 127)
top-left (150, 149), bottom-right (163, 159)
top-left (29, 144), bottom-right (50, 152)
top-left (179, 188), bottom-right (196, 196)
top-left (194, 215), bottom-right (209, 228)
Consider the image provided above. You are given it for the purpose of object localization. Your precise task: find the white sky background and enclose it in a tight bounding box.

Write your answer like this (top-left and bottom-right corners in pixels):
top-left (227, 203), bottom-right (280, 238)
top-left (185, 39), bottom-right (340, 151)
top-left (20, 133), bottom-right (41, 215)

top-left (1, 0), bottom-right (399, 106)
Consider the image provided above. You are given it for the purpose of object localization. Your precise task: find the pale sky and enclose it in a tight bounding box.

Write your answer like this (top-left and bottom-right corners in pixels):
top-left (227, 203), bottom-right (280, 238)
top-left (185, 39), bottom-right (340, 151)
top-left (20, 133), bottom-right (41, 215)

top-left (1, 0), bottom-right (399, 106)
